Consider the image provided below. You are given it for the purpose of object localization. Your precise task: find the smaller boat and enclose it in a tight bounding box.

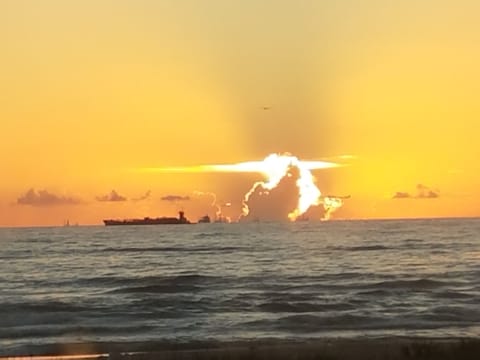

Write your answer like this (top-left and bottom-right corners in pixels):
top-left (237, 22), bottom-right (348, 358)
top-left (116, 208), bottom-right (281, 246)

top-left (198, 215), bottom-right (211, 223)
top-left (215, 215), bottom-right (230, 223)
top-left (295, 215), bottom-right (309, 222)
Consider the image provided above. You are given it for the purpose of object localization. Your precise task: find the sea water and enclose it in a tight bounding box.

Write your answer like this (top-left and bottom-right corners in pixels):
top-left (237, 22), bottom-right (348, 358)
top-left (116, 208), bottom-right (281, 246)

top-left (1, 218), bottom-right (479, 355)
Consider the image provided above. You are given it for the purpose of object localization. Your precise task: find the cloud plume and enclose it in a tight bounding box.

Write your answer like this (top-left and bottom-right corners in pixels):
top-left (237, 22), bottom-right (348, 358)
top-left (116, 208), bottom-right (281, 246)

top-left (241, 166), bottom-right (300, 222)
top-left (17, 189), bottom-right (82, 206)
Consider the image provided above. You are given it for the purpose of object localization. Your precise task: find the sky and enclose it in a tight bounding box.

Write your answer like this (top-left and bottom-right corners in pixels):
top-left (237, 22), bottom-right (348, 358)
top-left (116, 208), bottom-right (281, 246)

top-left (1, 0), bottom-right (479, 226)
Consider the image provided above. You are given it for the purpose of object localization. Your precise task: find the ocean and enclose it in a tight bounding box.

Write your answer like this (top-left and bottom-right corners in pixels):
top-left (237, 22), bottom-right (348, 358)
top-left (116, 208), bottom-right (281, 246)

top-left (1, 218), bottom-right (479, 356)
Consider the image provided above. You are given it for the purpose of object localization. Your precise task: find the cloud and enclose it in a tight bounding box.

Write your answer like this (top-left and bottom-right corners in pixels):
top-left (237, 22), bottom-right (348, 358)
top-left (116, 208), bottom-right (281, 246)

top-left (96, 190), bottom-right (127, 202)
top-left (392, 191), bottom-right (411, 199)
top-left (416, 184), bottom-right (439, 198)
top-left (17, 189), bottom-right (82, 206)
top-left (161, 195), bottom-right (191, 202)
top-left (132, 190), bottom-right (151, 201)
top-left (392, 184), bottom-right (439, 199)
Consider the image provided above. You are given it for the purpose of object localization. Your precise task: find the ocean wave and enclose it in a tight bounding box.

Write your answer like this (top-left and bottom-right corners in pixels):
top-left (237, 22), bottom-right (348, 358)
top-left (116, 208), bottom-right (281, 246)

top-left (355, 289), bottom-right (393, 296)
top-left (429, 305), bottom-right (480, 321)
top-left (247, 311), bottom-right (480, 333)
top-left (431, 290), bottom-right (474, 299)
top-left (194, 232), bottom-right (239, 239)
top-left (109, 284), bottom-right (199, 294)
top-left (402, 238), bottom-right (424, 243)
top-left (366, 278), bottom-right (448, 290)
top-left (80, 273), bottom-right (219, 286)
top-left (0, 301), bottom-right (88, 314)
top-left (257, 301), bottom-right (354, 313)
top-left (105, 274), bottom-right (219, 294)
top-left (0, 324), bottom-right (156, 340)
top-left (326, 245), bottom-right (391, 252)
top-left (248, 313), bottom-right (382, 332)
top-left (0, 301), bottom-right (158, 327)
top-left (100, 245), bottom-right (245, 253)
top-left (1, 310), bottom-right (79, 328)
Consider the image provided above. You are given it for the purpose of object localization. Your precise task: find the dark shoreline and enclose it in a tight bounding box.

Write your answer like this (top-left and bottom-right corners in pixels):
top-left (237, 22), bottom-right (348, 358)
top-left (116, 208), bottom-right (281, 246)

top-left (4, 338), bottom-right (480, 360)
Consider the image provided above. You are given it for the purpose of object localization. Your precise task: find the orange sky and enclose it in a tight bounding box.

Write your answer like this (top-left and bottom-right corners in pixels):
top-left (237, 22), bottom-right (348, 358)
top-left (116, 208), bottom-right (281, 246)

top-left (1, 0), bottom-right (479, 226)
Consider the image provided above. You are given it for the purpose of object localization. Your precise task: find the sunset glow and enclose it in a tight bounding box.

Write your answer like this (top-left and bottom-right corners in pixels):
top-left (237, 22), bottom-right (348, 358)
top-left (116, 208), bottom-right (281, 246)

top-left (1, 1), bottom-right (479, 226)
top-left (137, 158), bottom-right (339, 174)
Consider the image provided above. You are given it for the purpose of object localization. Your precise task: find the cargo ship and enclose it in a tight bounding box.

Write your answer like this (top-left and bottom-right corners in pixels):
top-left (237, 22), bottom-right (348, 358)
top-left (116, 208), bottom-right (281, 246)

top-left (103, 211), bottom-right (191, 226)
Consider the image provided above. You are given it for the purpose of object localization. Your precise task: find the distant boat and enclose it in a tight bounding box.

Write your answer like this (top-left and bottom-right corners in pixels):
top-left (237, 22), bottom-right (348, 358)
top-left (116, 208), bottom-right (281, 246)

top-left (295, 215), bottom-right (309, 222)
top-left (104, 211), bottom-right (191, 226)
top-left (198, 215), bottom-right (211, 223)
top-left (215, 215), bottom-right (230, 223)
top-left (63, 220), bottom-right (79, 227)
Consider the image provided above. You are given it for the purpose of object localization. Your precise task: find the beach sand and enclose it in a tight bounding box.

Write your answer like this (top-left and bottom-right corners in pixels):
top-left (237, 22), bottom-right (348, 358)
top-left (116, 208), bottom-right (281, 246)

top-left (4, 338), bottom-right (480, 360)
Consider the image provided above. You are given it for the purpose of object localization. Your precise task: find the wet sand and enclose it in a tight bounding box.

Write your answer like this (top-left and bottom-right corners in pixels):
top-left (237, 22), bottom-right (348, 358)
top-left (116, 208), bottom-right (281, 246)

top-left (3, 338), bottom-right (480, 360)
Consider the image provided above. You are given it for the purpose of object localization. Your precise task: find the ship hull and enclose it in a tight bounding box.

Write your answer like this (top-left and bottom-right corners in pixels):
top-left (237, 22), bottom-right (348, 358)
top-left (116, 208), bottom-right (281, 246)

top-left (103, 212), bottom-right (191, 226)
top-left (103, 219), bottom-right (191, 226)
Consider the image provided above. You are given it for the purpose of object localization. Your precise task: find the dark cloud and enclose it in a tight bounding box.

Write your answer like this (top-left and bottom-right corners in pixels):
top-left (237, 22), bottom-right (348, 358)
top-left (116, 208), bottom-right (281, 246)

top-left (17, 189), bottom-right (82, 206)
top-left (416, 184), bottom-right (439, 198)
top-left (392, 192), bottom-right (411, 199)
top-left (392, 184), bottom-right (439, 199)
top-left (132, 190), bottom-right (151, 201)
top-left (241, 166), bottom-right (299, 222)
top-left (96, 190), bottom-right (127, 202)
top-left (161, 195), bottom-right (191, 202)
